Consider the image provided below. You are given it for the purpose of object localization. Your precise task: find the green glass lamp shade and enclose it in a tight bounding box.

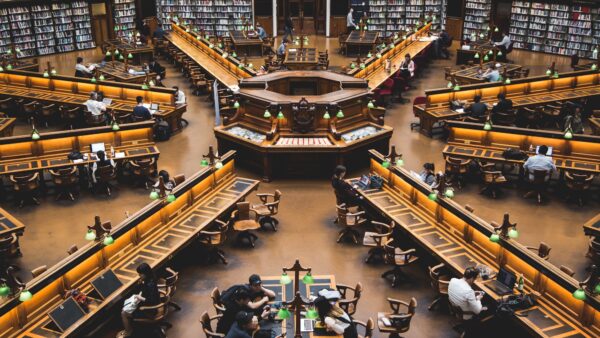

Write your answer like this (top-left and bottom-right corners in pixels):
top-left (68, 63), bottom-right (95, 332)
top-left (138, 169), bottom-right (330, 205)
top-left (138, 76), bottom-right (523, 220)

top-left (106, 51), bottom-right (111, 57)
top-left (302, 272), bottom-right (314, 284)
top-left (196, 36), bottom-right (201, 41)
top-left (474, 53), bottom-right (479, 59)
top-left (85, 230), bottom-right (97, 241)
top-left (367, 101), bottom-right (375, 109)
top-left (381, 43), bottom-right (386, 48)
top-left (403, 35), bottom-right (407, 40)
top-left (0, 284), bottom-right (10, 297)
top-left (447, 81), bottom-right (453, 88)
top-left (128, 53), bottom-right (133, 59)
top-left (206, 35), bottom-right (210, 40)
top-left (396, 158), bottom-right (404, 167)
top-left (43, 71), bottom-right (49, 78)
top-left (546, 69), bottom-right (551, 76)
top-left (390, 43), bottom-right (395, 48)
top-left (277, 307), bottom-right (291, 319)
top-left (479, 33), bottom-right (485, 39)
top-left (323, 112), bottom-right (331, 119)
top-left (99, 74), bottom-right (105, 81)
top-left (444, 189), bottom-right (454, 198)
top-left (19, 290), bottom-right (32, 302)
top-left (360, 63), bottom-right (366, 69)
top-left (453, 85), bottom-right (461, 91)
top-left (486, 26), bottom-right (491, 31)
top-left (222, 52), bottom-right (229, 58)
top-left (218, 43), bottom-right (223, 48)
top-left (103, 235), bottom-right (114, 246)
top-left (508, 228), bottom-right (519, 239)
top-left (592, 64), bottom-right (598, 71)
top-left (381, 160), bottom-right (390, 168)
top-left (6, 64), bottom-right (12, 70)
top-left (376, 53), bottom-right (382, 59)
top-left (489, 233), bottom-right (500, 243)
top-left (336, 109), bottom-right (344, 118)
top-left (248, 63), bottom-right (253, 69)
top-left (366, 19), bottom-right (371, 24)
top-left (564, 129), bottom-right (573, 139)
top-left (91, 77), bottom-right (97, 83)
top-left (263, 110), bottom-right (271, 118)
top-left (201, 159), bottom-right (209, 166)
top-left (6, 49), bottom-right (10, 54)
top-left (149, 191), bottom-right (160, 200)
top-left (185, 28), bottom-right (190, 32)
top-left (573, 288), bottom-right (586, 300)
top-left (306, 308), bottom-right (319, 319)
top-left (553, 71), bottom-right (559, 78)
top-left (112, 122), bottom-right (120, 131)
top-left (238, 64), bottom-right (244, 69)
top-left (277, 111), bottom-right (284, 119)
top-left (483, 121), bottom-right (492, 131)
top-left (166, 194), bottom-right (176, 203)
top-left (215, 161), bottom-right (224, 169)
top-left (115, 49), bottom-right (120, 55)
top-left (494, 27), bottom-right (499, 32)
top-left (233, 101), bottom-right (240, 109)
top-left (141, 84), bottom-right (149, 90)
top-left (209, 43), bottom-right (214, 49)
top-left (14, 48), bottom-right (19, 53)
top-left (497, 50), bottom-right (502, 56)
top-left (394, 33), bottom-right (399, 40)
top-left (149, 80), bottom-right (155, 87)
top-left (488, 49), bottom-right (493, 55)
top-left (428, 192), bottom-right (437, 201)
top-left (505, 78), bottom-right (511, 84)
top-left (350, 62), bottom-right (356, 69)
top-left (0, 66), bottom-right (4, 72)
top-left (114, 25), bottom-right (119, 31)
top-left (280, 272), bottom-right (292, 285)
top-left (355, 26), bottom-right (360, 30)
top-left (483, 55), bottom-right (489, 61)
top-left (470, 33), bottom-right (476, 39)
top-left (367, 52), bottom-right (372, 58)
top-left (294, 40), bottom-right (300, 46)
top-left (595, 283), bottom-right (600, 294)
top-left (31, 131), bottom-right (40, 140)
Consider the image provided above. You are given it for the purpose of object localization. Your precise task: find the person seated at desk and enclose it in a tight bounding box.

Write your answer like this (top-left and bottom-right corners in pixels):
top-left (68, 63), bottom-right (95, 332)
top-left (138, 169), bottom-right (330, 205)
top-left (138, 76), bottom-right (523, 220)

top-left (277, 40), bottom-right (288, 59)
top-left (75, 57), bottom-right (94, 77)
top-left (493, 32), bottom-right (511, 54)
top-left (315, 290), bottom-right (358, 338)
top-left (91, 150), bottom-right (115, 184)
top-left (153, 24), bottom-right (166, 40)
top-left (332, 165), bottom-right (363, 207)
top-left (467, 95), bottom-right (488, 119)
top-left (226, 311), bottom-right (259, 338)
top-left (461, 38), bottom-right (472, 50)
top-left (133, 96), bottom-right (152, 120)
top-left (117, 263), bottom-right (160, 338)
top-left (564, 106), bottom-right (585, 134)
top-left (481, 64), bottom-right (500, 82)
top-left (217, 288), bottom-right (253, 334)
top-left (85, 92), bottom-right (107, 116)
top-left (449, 267), bottom-right (487, 321)
top-left (154, 74), bottom-right (164, 87)
top-left (148, 59), bottom-right (165, 78)
top-left (221, 275), bottom-right (275, 315)
top-left (419, 163), bottom-right (436, 187)
top-left (256, 22), bottom-right (267, 40)
top-left (399, 53), bottom-right (415, 79)
top-left (523, 145), bottom-right (556, 182)
top-left (491, 93), bottom-right (513, 114)
top-left (155, 170), bottom-right (175, 190)
top-left (173, 86), bottom-right (186, 105)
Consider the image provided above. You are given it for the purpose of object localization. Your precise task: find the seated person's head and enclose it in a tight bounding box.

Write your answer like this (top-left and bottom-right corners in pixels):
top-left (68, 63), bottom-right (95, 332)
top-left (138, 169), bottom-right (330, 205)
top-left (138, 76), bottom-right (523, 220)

top-left (90, 92), bottom-right (97, 100)
top-left (96, 150), bottom-right (106, 161)
top-left (473, 95), bottom-right (481, 103)
top-left (248, 274), bottom-right (262, 293)
top-left (538, 145), bottom-right (548, 156)
top-left (405, 53), bottom-right (411, 61)
top-left (464, 38), bottom-right (471, 44)
top-left (574, 106), bottom-right (582, 115)
top-left (497, 93), bottom-right (506, 101)
top-left (463, 267), bottom-right (479, 283)
top-left (136, 96), bottom-right (143, 104)
top-left (423, 162), bottom-right (434, 173)
top-left (77, 57), bottom-right (83, 64)
top-left (173, 86), bottom-right (179, 92)
top-left (136, 263), bottom-right (154, 281)
top-left (233, 288), bottom-right (251, 305)
top-left (334, 165), bottom-right (347, 179)
top-left (234, 311), bottom-right (256, 331)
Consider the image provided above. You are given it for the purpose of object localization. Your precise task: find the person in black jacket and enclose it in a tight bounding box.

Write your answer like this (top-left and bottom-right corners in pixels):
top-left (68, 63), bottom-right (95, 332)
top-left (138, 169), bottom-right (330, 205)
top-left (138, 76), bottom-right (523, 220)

top-left (117, 263), bottom-right (160, 338)
top-left (283, 16), bottom-right (294, 42)
top-left (133, 96), bottom-right (152, 120)
top-left (148, 59), bottom-right (166, 79)
top-left (492, 93), bottom-right (513, 114)
top-left (331, 165), bottom-right (363, 207)
top-left (217, 288), bottom-right (252, 334)
top-left (467, 95), bottom-right (488, 119)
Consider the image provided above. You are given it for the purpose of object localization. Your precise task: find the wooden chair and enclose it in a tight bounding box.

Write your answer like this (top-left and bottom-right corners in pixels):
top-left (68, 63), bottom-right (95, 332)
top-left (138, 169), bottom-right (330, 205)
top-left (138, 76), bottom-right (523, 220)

top-left (252, 190), bottom-right (282, 231)
top-left (382, 240), bottom-right (419, 287)
top-left (94, 164), bottom-right (117, 196)
top-left (31, 265), bottom-right (47, 278)
top-left (59, 105), bottom-right (82, 129)
top-left (493, 110), bottom-right (516, 126)
top-left (114, 110), bottom-right (132, 124)
top-left (158, 267), bottom-right (181, 311)
top-left (37, 103), bottom-right (57, 127)
top-left (524, 169), bottom-right (550, 204)
top-left (526, 242), bottom-right (551, 260)
top-left (84, 110), bottom-right (107, 127)
top-left (377, 297), bottom-right (417, 337)
top-left (479, 163), bottom-right (506, 199)
top-left (541, 104), bottom-right (562, 129)
top-left (67, 244), bottom-right (78, 255)
top-left (445, 157), bottom-right (471, 189)
top-left (444, 67), bottom-right (453, 80)
top-left (22, 100), bottom-right (39, 121)
top-left (586, 237), bottom-right (600, 266)
top-left (428, 263), bottom-right (451, 311)
top-left (210, 288), bottom-right (226, 314)
top-left (49, 167), bottom-right (79, 201)
top-left (336, 282), bottom-right (362, 316)
top-left (173, 174), bottom-right (185, 186)
top-left (131, 290), bottom-right (172, 336)
top-left (363, 221), bottom-right (394, 263)
top-left (231, 202), bottom-right (260, 247)
top-left (560, 265), bottom-right (575, 277)
top-left (199, 311), bottom-right (224, 338)
top-left (517, 107), bottom-right (542, 129)
top-left (128, 158), bottom-right (157, 189)
top-left (338, 33), bottom-right (348, 55)
top-left (198, 219), bottom-right (229, 264)
top-left (0, 233), bottom-right (20, 259)
top-left (565, 171), bottom-right (594, 207)
top-left (9, 172), bottom-right (40, 208)
top-left (449, 303), bottom-right (476, 338)
top-left (354, 318), bottom-right (374, 338)
top-left (0, 236), bottom-right (18, 270)
top-left (0, 97), bottom-right (15, 116)
top-left (336, 203), bottom-right (367, 244)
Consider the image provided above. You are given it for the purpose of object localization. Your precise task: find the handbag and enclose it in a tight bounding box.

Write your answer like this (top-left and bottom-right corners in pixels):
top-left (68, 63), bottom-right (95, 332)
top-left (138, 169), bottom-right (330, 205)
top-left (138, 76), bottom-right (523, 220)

top-left (369, 175), bottom-right (384, 189)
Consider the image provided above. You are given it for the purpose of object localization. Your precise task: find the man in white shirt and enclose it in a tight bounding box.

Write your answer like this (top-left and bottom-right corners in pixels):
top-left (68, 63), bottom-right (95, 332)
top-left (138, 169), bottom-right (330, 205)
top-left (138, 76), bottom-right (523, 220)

top-left (75, 57), bottom-right (94, 77)
top-left (84, 92), bottom-right (107, 116)
top-left (448, 267), bottom-right (486, 320)
top-left (523, 145), bottom-right (556, 181)
top-left (482, 64), bottom-right (500, 82)
top-left (493, 32), bottom-right (511, 52)
top-left (346, 8), bottom-right (356, 34)
top-left (173, 86), bottom-right (186, 105)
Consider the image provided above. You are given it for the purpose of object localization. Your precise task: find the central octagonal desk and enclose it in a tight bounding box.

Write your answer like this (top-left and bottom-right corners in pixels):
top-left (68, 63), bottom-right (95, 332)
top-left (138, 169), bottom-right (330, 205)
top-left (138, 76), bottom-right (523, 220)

top-left (214, 71), bottom-right (393, 181)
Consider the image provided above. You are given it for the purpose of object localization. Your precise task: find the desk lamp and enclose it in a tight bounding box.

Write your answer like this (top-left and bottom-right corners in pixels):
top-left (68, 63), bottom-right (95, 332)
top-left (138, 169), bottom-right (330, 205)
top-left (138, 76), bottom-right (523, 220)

top-left (488, 213), bottom-right (518, 243)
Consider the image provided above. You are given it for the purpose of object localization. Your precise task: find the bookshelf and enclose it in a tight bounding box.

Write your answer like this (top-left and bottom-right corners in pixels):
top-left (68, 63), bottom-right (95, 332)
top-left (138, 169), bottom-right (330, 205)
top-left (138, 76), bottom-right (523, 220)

top-left (0, 9), bottom-right (11, 55)
top-left (385, 1), bottom-right (406, 34)
top-left (365, 0), bottom-right (445, 37)
top-left (405, 0), bottom-right (425, 27)
top-left (113, 0), bottom-right (137, 38)
top-left (156, 0), bottom-right (253, 36)
top-left (52, 3), bottom-right (76, 53)
top-left (546, 3), bottom-right (569, 55)
top-left (72, 1), bottom-right (95, 50)
top-left (569, 4), bottom-right (593, 58)
top-left (8, 6), bottom-right (35, 58)
top-left (31, 4), bottom-right (56, 55)
top-left (463, 0), bottom-right (492, 40)
top-left (369, 0), bottom-right (387, 33)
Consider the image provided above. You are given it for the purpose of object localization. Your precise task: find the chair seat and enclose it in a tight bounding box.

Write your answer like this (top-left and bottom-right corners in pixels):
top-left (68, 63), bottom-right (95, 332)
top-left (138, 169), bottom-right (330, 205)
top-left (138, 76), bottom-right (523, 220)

top-left (363, 232), bottom-right (379, 247)
top-left (252, 204), bottom-right (271, 216)
top-left (494, 176), bottom-right (507, 183)
top-left (233, 220), bottom-right (261, 231)
top-left (199, 234), bottom-right (222, 245)
top-left (394, 250), bottom-right (418, 265)
top-left (376, 312), bottom-right (396, 332)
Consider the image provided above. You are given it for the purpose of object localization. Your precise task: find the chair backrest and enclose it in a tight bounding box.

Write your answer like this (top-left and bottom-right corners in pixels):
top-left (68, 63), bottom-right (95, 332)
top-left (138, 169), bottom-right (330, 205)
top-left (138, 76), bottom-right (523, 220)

top-left (537, 242), bottom-right (551, 259)
top-left (96, 164), bottom-right (116, 180)
top-left (173, 174), bottom-right (185, 186)
top-left (413, 96), bottom-right (427, 106)
top-left (31, 265), bottom-right (47, 278)
top-left (445, 157), bottom-right (470, 174)
top-left (336, 204), bottom-right (349, 227)
top-left (532, 169), bottom-right (549, 184)
top-left (23, 101), bottom-right (38, 113)
top-left (50, 167), bottom-right (78, 185)
top-left (67, 244), bottom-right (78, 255)
top-left (210, 287), bottom-right (226, 314)
top-left (200, 311), bottom-right (223, 338)
top-left (236, 201), bottom-right (251, 220)
top-left (0, 235), bottom-right (14, 254)
top-left (429, 263), bottom-right (449, 295)
top-left (10, 172), bottom-right (39, 191)
top-left (565, 171), bottom-right (594, 190)
top-left (560, 265), bottom-right (575, 277)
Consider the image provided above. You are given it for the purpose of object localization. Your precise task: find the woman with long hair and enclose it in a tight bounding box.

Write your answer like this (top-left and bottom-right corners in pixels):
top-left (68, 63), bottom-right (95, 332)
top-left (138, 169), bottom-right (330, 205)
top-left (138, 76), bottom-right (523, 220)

top-left (314, 294), bottom-right (358, 338)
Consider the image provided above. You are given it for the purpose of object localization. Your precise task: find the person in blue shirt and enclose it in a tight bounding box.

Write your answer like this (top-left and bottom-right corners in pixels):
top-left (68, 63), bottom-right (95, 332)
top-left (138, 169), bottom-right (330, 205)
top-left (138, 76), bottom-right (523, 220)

top-left (482, 64), bottom-right (500, 82)
top-left (133, 96), bottom-right (152, 120)
top-left (152, 24), bottom-right (166, 40)
top-left (256, 23), bottom-right (267, 40)
top-left (277, 40), bottom-right (287, 58)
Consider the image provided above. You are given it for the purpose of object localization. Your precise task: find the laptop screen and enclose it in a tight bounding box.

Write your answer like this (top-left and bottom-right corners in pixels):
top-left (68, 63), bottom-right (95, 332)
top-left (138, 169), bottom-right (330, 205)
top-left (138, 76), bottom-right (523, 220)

top-left (90, 143), bottom-right (106, 153)
top-left (359, 175), bottom-right (370, 187)
top-left (535, 146), bottom-right (553, 156)
top-left (150, 103), bottom-right (159, 110)
top-left (497, 268), bottom-right (516, 288)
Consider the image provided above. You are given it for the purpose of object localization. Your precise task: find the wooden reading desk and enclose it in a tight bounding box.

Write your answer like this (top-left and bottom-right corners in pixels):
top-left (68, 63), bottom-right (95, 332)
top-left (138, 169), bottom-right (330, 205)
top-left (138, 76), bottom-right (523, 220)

top-left (0, 207), bottom-right (24, 238)
top-left (442, 121), bottom-right (600, 175)
top-left (0, 117), bottom-right (15, 137)
top-left (0, 69), bottom-right (186, 134)
top-left (589, 117), bottom-right (600, 136)
top-left (98, 61), bottom-right (156, 84)
top-left (583, 214), bottom-right (600, 238)
top-left (284, 48), bottom-right (318, 70)
top-left (354, 149), bottom-right (600, 337)
top-left (5, 59), bottom-right (39, 72)
top-left (345, 31), bottom-right (379, 56)
top-left (229, 30), bottom-right (263, 57)
top-left (452, 61), bottom-right (522, 84)
top-left (0, 151), bottom-right (259, 337)
top-left (102, 39), bottom-right (154, 65)
top-left (0, 121), bottom-right (159, 177)
top-left (456, 40), bottom-right (506, 65)
top-left (414, 69), bottom-right (600, 137)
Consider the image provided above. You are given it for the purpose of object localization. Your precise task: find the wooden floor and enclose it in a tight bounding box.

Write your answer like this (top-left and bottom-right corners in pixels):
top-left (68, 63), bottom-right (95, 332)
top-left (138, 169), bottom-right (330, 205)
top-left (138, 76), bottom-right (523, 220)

top-left (1, 38), bottom-right (596, 338)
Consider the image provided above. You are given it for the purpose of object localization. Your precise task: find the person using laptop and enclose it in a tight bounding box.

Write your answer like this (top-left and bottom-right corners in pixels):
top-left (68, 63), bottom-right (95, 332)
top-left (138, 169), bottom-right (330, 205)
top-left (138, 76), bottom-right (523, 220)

top-left (133, 96), bottom-right (152, 120)
top-left (75, 57), bottom-right (94, 77)
top-left (331, 165), bottom-right (363, 208)
top-left (91, 150), bottom-right (115, 184)
top-left (419, 163), bottom-right (436, 187)
top-left (523, 145), bottom-right (556, 182)
top-left (467, 95), bottom-right (488, 119)
top-left (448, 267), bottom-right (487, 321)
top-left (117, 263), bottom-right (160, 338)
top-left (85, 92), bottom-right (107, 116)
top-left (481, 64), bottom-right (500, 82)
top-left (314, 290), bottom-right (358, 338)
top-left (173, 86), bottom-right (186, 105)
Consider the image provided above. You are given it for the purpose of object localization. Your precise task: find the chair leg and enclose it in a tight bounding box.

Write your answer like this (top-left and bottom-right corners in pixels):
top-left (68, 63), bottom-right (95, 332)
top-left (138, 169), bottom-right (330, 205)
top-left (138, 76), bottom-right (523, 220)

top-left (169, 301), bottom-right (182, 311)
top-left (428, 296), bottom-right (441, 311)
top-left (217, 249), bottom-right (228, 264)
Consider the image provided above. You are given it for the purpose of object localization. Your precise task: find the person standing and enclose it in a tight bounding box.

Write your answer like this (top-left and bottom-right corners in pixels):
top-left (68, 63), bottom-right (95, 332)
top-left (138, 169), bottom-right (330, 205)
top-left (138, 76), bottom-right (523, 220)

top-left (346, 8), bottom-right (357, 34)
top-left (283, 15), bottom-right (294, 42)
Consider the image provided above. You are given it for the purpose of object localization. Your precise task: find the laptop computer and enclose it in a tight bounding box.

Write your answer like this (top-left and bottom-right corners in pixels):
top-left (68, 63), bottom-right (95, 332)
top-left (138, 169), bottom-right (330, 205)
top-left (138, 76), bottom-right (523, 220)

top-left (535, 146), bottom-right (553, 156)
top-left (486, 267), bottom-right (516, 296)
top-left (300, 318), bottom-right (314, 332)
top-left (355, 175), bottom-right (370, 189)
top-left (102, 98), bottom-right (112, 106)
top-left (150, 103), bottom-right (159, 114)
top-left (90, 142), bottom-right (106, 153)
top-left (91, 269), bottom-right (123, 300)
top-left (48, 297), bottom-right (86, 333)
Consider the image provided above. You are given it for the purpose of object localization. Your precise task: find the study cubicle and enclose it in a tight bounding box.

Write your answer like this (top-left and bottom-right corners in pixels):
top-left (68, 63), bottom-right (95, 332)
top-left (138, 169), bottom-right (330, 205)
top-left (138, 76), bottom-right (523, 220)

top-left (0, 150), bottom-right (259, 337)
top-left (356, 149), bottom-right (600, 337)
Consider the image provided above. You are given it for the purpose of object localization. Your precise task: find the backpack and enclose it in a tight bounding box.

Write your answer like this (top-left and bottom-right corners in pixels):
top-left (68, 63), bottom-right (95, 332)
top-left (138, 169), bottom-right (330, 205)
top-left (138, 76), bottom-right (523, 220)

top-left (154, 119), bottom-right (171, 141)
top-left (219, 284), bottom-right (248, 303)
